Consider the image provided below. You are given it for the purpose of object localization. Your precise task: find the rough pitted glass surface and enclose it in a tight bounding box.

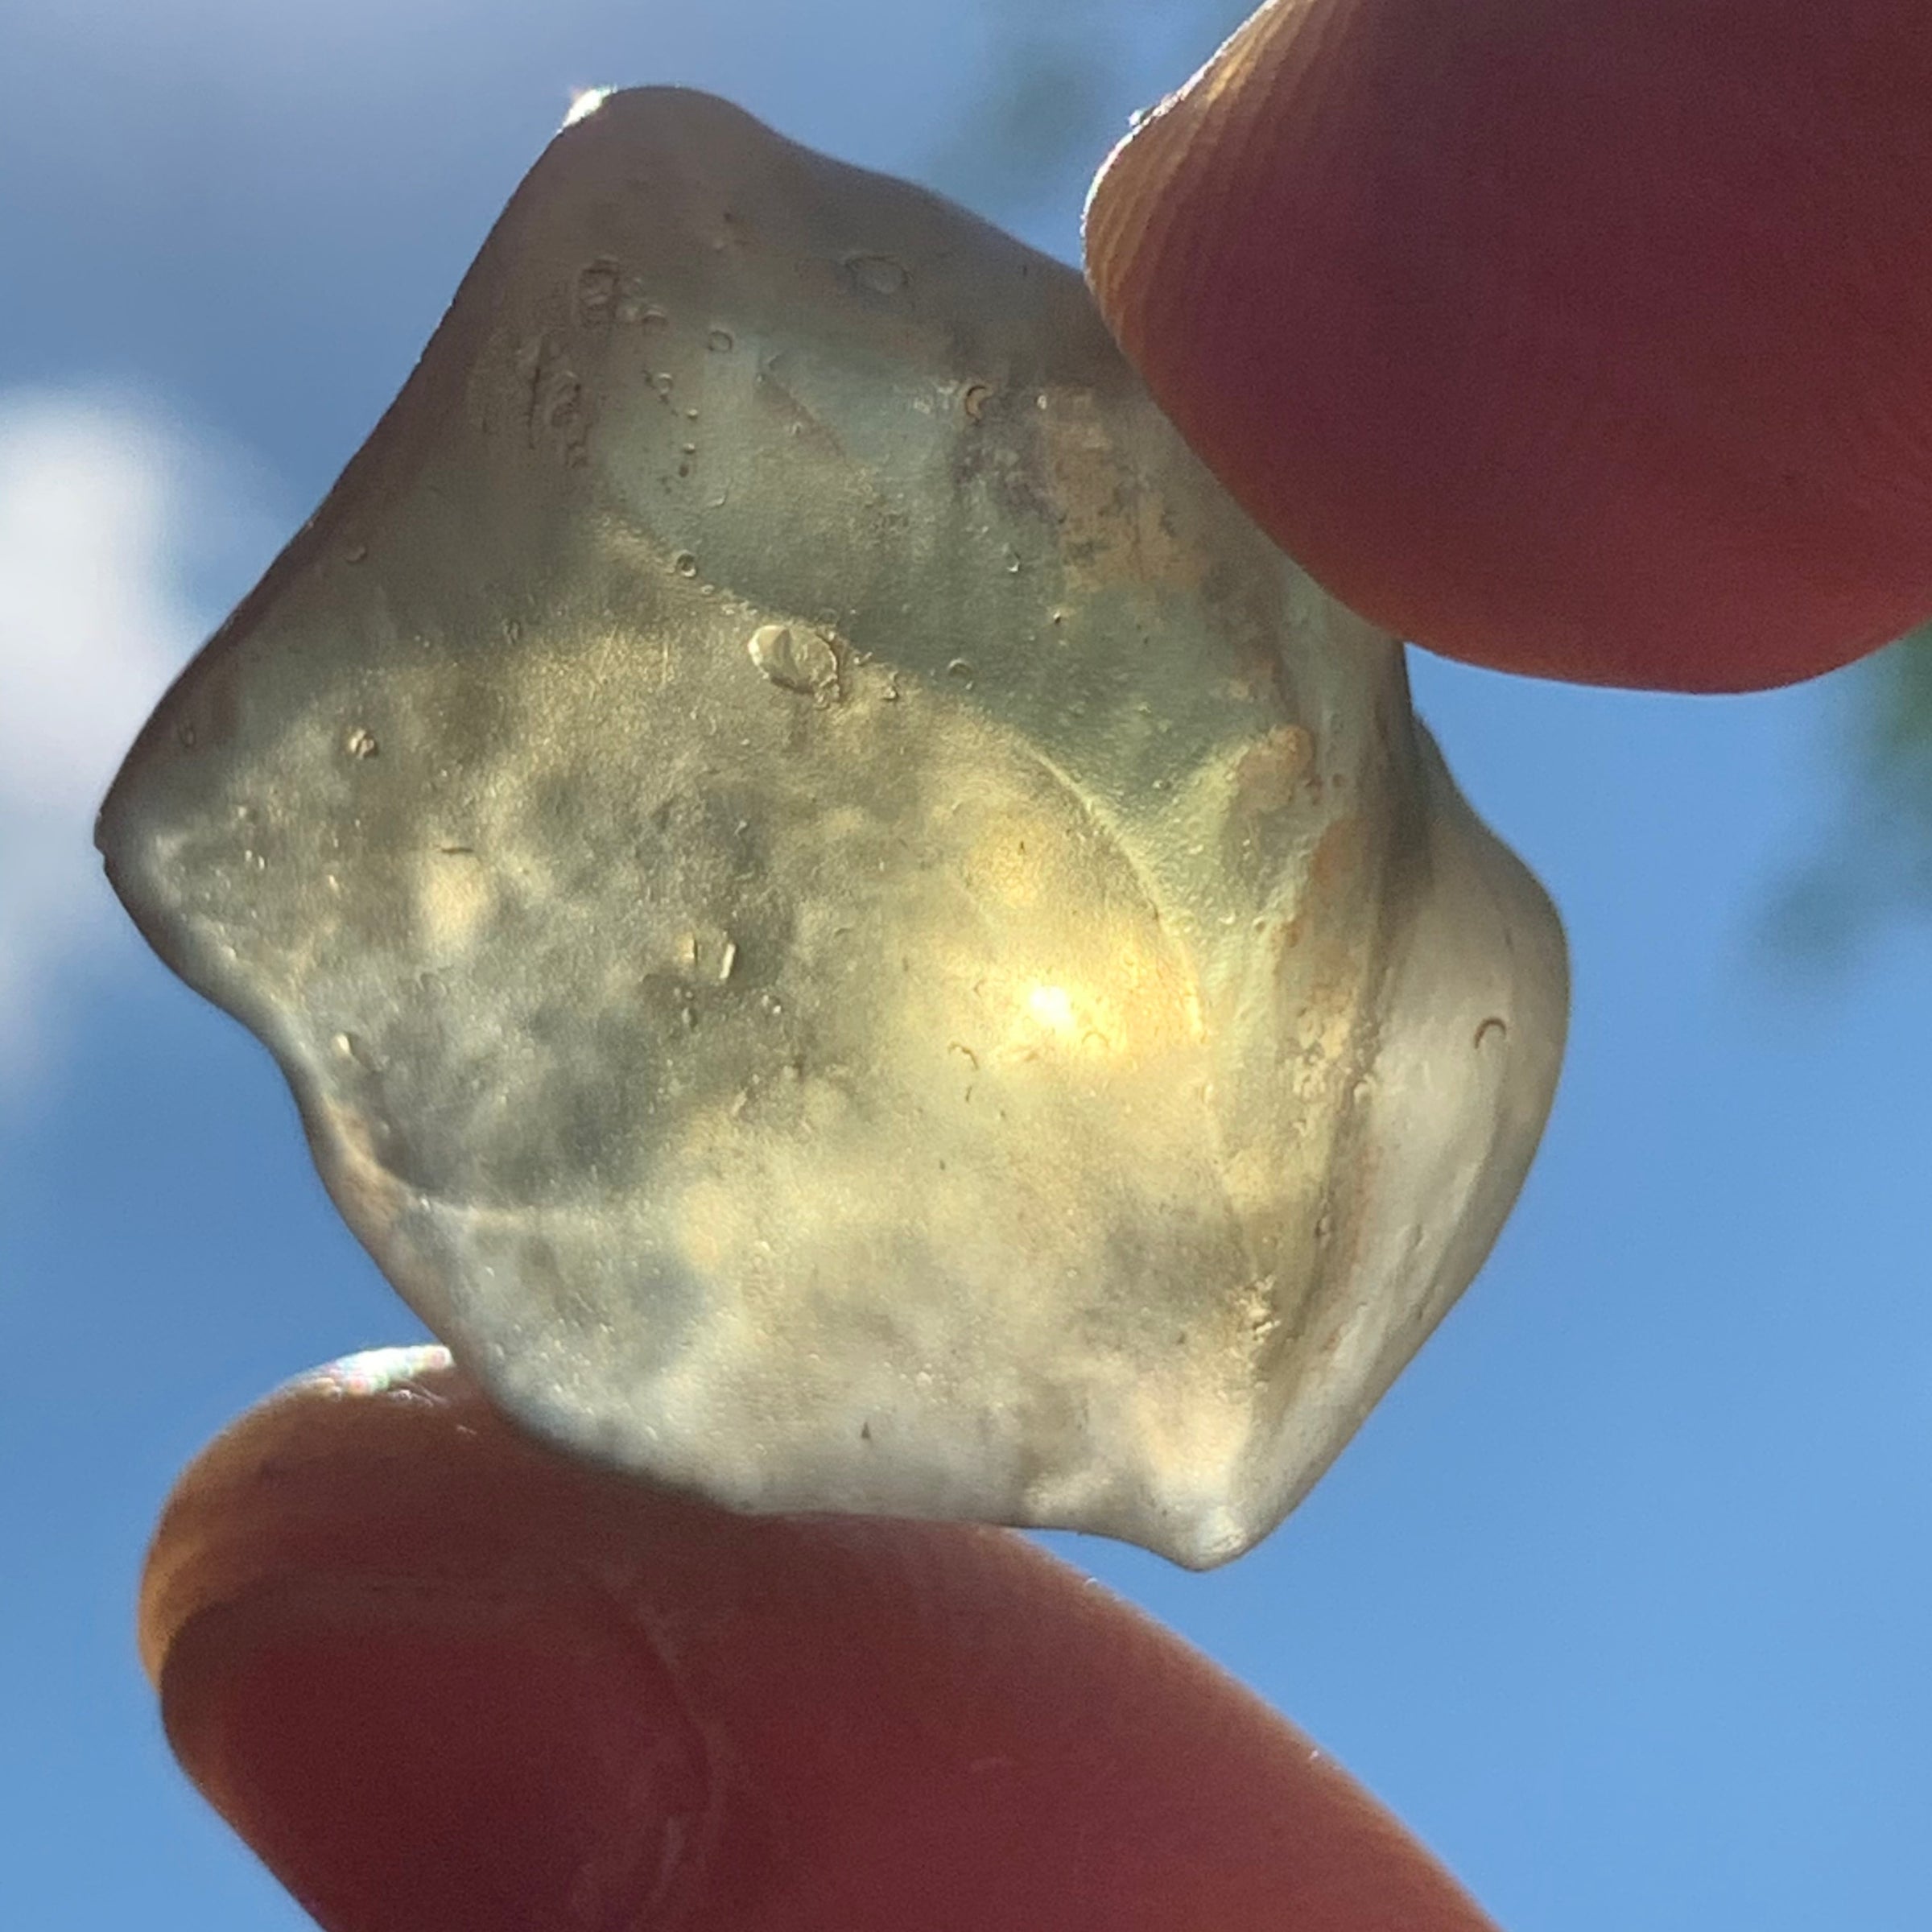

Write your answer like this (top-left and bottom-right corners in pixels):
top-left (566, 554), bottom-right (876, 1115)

top-left (99, 89), bottom-right (1567, 1567)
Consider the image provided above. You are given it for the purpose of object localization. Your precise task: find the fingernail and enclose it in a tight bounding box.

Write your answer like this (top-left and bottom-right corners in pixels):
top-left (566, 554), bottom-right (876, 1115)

top-left (159, 1580), bottom-right (712, 1932)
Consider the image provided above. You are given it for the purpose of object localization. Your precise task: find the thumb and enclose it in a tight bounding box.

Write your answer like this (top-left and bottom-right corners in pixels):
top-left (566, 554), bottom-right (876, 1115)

top-left (142, 1347), bottom-right (1498, 1932)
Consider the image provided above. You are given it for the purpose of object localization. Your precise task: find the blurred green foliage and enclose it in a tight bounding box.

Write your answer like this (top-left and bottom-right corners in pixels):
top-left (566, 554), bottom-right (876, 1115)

top-left (1864, 626), bottom-right (1932, 822)
top-left (1766, 625), bottom-right (1932, 968)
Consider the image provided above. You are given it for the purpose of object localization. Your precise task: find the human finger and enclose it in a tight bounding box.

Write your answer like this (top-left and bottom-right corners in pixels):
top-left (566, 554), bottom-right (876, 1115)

top-left (142, 1346), bottom-right (1498, 1932)
top-left (1085, 0), bottom-right (1932, 691)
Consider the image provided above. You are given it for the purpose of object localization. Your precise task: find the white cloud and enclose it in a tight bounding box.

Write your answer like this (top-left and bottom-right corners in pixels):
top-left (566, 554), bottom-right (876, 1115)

top-left (0, 390), bottom-right (273, 1092)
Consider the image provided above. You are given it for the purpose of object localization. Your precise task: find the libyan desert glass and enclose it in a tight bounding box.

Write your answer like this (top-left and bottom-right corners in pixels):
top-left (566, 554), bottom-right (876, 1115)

top-left (98, 89), bottom-right (1567, 1567)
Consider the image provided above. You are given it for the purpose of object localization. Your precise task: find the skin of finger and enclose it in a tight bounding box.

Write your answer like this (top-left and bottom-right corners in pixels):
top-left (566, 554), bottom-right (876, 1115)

top-left (1084, 0), bottom-right (1932, 692)
top-left (142, 1353), bottom-right (1499, 1932)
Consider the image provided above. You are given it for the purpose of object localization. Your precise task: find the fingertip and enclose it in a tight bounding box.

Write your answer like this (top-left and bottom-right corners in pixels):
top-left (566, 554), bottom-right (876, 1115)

top-left (147, 1355), bottom-right (1499, 1931)
top-left (138, 1346), bottom-right (471, 1689)
top-left (159, 1580), bottom-right (713, 1932)
top-left (1086, 0), bottom-right (1932, 691)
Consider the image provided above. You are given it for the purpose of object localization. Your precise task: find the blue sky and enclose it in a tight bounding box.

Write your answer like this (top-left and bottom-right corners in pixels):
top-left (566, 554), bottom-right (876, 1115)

top-left (3, 3), bottom-right (1930, 1926)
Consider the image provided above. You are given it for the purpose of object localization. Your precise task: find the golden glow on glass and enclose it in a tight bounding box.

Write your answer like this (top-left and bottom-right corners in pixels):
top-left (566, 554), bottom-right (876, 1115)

top-left (1026, 984), bottom-right (1077, 1034)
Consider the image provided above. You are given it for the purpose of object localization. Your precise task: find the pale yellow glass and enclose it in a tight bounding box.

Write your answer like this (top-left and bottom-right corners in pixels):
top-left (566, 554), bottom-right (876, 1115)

top-left (100, 90), bottom-right (1567, 1566)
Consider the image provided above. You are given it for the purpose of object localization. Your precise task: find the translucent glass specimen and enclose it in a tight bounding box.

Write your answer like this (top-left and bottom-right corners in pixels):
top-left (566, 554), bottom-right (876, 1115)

top-left (98, 89), bottom-right (1567, 1567)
